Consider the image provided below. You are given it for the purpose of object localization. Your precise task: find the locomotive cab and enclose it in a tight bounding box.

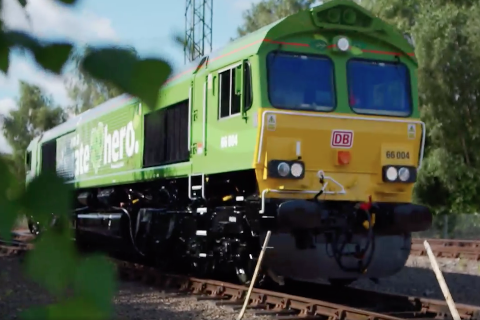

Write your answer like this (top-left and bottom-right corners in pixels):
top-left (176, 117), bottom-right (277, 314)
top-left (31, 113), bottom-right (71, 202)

top-left (252, 2), bottom-right (432, 283)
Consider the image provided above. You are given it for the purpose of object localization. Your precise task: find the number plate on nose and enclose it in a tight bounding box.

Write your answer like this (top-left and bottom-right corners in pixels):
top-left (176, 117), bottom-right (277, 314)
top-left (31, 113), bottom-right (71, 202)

top-left (381, 145), bottom-right (413, 164)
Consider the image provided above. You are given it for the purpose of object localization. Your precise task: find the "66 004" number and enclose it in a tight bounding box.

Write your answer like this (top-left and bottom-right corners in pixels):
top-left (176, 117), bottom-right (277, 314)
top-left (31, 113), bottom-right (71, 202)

top-left (386, 151), bottom-right (410, 159)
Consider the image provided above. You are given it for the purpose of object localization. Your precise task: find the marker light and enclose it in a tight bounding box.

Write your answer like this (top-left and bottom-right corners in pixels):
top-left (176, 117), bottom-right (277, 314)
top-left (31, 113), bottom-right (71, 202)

top-left (398, 167), bottom-right (410, 182)
top-left (385, 167), bottom-right (398, 181)
top-left (277, 162), bottom-right (290, 177)
top-left (290, 163), bottom-right (304, 178)
top-left (337, 151), bottom-right (351, 165)
top-left (337, 37), bottom-right (350, 51)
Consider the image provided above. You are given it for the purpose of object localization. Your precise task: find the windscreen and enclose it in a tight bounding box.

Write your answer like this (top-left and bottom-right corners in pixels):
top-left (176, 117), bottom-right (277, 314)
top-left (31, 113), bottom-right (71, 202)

top-left (347, 60), bottom-right (412, 116)
top-left (267, 52), bottom-right (335, 111)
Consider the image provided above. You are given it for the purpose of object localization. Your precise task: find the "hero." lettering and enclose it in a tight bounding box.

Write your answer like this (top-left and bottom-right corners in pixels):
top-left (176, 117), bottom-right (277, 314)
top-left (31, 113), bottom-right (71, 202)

top-left (104, 121), bottom-right (137, 165)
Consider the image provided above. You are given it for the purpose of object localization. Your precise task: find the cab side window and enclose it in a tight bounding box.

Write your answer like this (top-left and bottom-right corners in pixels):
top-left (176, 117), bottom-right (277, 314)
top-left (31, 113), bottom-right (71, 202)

top-left (218, 66), bottom-right (241, 119)
top-left (25, 151), bottom-right (32, 172)
top-left (244, 61), bottom-right (253, 111)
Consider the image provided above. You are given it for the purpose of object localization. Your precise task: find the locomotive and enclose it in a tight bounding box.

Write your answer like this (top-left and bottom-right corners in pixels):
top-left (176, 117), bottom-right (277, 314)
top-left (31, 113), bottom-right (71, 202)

top-left (25, 0), bottom-right (432, 287)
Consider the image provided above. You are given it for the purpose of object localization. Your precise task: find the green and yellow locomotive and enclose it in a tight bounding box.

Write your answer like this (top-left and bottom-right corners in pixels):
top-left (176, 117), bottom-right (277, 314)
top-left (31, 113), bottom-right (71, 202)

top-left (25, 0), bottom-right (432, 286)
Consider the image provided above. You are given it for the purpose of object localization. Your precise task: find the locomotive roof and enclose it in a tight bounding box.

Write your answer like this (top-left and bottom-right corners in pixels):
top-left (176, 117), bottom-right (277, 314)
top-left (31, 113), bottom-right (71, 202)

top-left (28, 19), bottom-right (286, 149)
top-left (28, 0), bottom-right (414, 150)
top-left (163, 17), bottom-right (285, 87)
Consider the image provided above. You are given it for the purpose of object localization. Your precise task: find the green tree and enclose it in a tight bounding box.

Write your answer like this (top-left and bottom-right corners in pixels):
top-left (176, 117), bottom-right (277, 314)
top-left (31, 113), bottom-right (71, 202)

top-left (236, 0), bottom-right (317, 37)
top-left (65, 47), bottom-right (124, 115)
top-left (1, 82), bottom-right (66, 180)
top-left (370, 0), bottom-right (480, 215)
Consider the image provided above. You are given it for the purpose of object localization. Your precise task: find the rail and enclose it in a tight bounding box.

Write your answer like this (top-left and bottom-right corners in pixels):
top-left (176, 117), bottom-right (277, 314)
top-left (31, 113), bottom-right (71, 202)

top-left (116, 259), bottom-right (480, 320)
top-left (411, 238), bottom-right (480, 260)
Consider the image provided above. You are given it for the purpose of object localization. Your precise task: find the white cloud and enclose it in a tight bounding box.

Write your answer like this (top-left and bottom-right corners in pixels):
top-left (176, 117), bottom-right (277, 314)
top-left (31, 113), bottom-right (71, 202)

top-left (0, 55), bottom-right (71, 154)
top-left (0, 135), bottom-right (12, 153)
top-left (0, 54), bottom-right (71, 105)
top-left (1, 0), bottom-right (118, 44)
top-left (0, 0), bottom-right (121, 107)
top-left (0, 98), bottom-right (15, 154)
top-left (0, 97), bottom-right (15, 115)
top-left (0, 0), bottom-right (120, 154)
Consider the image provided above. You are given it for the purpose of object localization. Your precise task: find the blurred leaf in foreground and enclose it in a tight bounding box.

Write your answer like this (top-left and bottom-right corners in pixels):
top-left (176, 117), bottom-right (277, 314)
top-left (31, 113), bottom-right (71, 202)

top-left (55, 0), bottom-right (78, 5)
top-left (4, 32), bottom-right (72, 74)
top-left (82, 48), bottom-right (172, 109)
top-left (0, 158), bottom-right (18, 240)
top-left (74, 254), bottom-right (117, 315)
top-left (20, 297), bottom-right (107, 320)
top-left (0, 36), bottom-right (9, 73)
top-left (24, 231), bottom-right (78, 296)
top-left (22, 170), bottom-right (72, 227)
top-left (33, 43), bottom-right (73, 74)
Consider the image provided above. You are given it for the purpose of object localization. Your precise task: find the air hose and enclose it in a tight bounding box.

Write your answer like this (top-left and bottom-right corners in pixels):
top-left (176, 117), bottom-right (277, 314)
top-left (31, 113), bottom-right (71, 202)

top-left (113, 205), bottom-right (146, 257)
top-left (326, 205), bottom-right (376, 274)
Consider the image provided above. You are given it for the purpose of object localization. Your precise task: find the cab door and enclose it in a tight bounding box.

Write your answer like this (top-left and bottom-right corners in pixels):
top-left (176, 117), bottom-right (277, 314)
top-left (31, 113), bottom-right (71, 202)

top-left (190, 59), bottom-right (209, 175)
top-left (203, 59), bottom-right (254, 174)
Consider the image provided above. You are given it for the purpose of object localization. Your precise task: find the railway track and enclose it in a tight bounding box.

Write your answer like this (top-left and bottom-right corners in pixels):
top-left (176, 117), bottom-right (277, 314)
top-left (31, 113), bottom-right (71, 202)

top-left (411, 238), bottom-right (480, 260)
top-left (116, 259), bottom-right (480, 320)
top-left (2, 233), bottom-right (480, 320)
top-left (0, 230), bottom-right (34, 255)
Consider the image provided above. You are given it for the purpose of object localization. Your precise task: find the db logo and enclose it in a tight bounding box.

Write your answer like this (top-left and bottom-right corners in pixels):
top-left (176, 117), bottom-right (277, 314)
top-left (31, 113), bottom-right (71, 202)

top-left (331, 130), bottom-right (354, 148)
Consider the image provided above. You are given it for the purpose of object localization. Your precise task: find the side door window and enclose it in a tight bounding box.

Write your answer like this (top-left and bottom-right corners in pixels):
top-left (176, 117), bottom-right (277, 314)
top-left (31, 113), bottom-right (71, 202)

top-left (218, 65), bottom-right (241, 120)
top-left (25, 150), bottom-right (32, 173)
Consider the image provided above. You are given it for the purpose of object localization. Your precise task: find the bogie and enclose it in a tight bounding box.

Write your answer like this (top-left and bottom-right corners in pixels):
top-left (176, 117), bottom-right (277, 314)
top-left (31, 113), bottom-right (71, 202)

top-left (71, 170), bottom-right (263, 284)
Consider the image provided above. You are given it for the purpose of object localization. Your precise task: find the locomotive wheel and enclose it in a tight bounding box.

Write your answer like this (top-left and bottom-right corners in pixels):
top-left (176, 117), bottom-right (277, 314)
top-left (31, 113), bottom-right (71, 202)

top-left (28, 220), bottom-right (40, 235)
top-left (235, 255), bottom-right (256, 285)
top-left (192, 259), bottom-right (215, 279)
top-left (27, 214), bottom-right (58, 235)
top-left (234, 239), bottom-right (260, 285)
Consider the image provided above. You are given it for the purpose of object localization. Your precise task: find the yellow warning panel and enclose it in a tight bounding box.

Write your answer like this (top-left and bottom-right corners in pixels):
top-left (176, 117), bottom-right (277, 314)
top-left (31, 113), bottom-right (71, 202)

top-left (407, 123), bottom-right (416, 139)
top-left (267, 114), bottom-right (276, 131)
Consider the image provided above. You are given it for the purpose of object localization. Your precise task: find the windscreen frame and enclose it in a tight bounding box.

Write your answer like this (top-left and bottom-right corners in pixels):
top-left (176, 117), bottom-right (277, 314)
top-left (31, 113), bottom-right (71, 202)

top-left (346, 58), bottom-right (413, 117)
top-left (266, 50), bottom-right (337, 112)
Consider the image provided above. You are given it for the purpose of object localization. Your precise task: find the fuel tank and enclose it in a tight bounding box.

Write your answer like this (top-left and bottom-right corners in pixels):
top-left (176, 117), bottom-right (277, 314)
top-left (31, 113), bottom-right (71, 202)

top-left (260, 231), bottom-right (412, 281)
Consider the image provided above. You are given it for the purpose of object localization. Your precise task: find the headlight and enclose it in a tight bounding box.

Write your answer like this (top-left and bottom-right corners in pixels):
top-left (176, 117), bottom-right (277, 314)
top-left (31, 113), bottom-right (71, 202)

top-left (337, 37), bottom-right (350, 51)
top-left (398, 167), bottom-right (410, 182)
top-left (268, 160), bottom-right (305, 179)
top-left (385, 166), bottom-right (398, 181)
top-left (291, 163), bottom-right (303, 178)
top-left (382, 165), bottom-right (417, 183)
top-left (277, 162), bottom-right (290, 177)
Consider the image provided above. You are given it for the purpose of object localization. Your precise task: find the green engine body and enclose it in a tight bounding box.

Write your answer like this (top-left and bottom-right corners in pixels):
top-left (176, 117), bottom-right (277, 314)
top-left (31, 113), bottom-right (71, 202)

top-left (22, 0), bottom-right (431, 286)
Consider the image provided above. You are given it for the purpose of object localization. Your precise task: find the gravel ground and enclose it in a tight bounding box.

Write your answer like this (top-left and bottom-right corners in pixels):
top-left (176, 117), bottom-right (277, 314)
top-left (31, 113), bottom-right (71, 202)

top-left (0, 254), bottom-right (268, 320)
top-left (1, 253), bottom-right (480, 320)
top-left (351, 255), bottom-right (480, 306)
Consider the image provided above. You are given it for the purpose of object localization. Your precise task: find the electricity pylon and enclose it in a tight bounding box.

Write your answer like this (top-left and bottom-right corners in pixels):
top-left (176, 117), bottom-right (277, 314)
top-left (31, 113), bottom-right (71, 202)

top-left (184, 0), bottom-right (213, 64)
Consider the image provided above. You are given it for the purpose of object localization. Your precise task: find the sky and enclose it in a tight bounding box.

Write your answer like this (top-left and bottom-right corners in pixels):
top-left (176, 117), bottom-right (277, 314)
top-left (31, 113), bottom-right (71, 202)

top-left (0, 0), bottom-right (265, 153)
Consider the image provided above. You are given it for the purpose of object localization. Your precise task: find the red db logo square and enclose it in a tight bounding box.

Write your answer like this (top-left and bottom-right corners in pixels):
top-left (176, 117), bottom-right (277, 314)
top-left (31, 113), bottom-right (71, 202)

top-left (331, 130), bottom-right (354, 148)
